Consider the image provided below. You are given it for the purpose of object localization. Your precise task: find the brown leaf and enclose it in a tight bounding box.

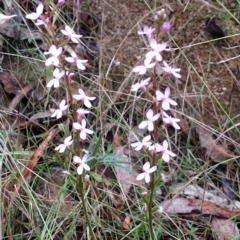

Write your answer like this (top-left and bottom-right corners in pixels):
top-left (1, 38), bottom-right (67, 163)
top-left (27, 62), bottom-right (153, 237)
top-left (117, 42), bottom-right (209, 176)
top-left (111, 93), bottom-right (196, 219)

top-left (211, 217), bottom-right (240, 240)
top-left (196, 125), bottom-right (235, 161)
top-left (160, 198), bottom-right (240, 219)
top-left (113, 135), bottom-right (136, 196)
top-left (0, 71), bottom-right (24, 94)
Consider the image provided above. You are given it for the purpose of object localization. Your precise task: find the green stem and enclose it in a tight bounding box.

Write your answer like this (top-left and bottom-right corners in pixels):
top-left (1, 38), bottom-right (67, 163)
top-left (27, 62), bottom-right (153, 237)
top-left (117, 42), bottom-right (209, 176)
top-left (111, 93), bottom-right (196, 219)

top-left (77, 177), bottom-right (96, 240)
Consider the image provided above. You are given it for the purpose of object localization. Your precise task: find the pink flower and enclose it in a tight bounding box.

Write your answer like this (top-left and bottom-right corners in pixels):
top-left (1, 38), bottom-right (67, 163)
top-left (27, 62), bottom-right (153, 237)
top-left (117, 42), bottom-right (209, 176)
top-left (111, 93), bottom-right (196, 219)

top-left (132, 58), bottom-right (155, 75)
top-left (55, 136), bottom-right (73, 153)
top-left (131, 77), bottom-right (151, 92)
top-left (51, 99), bottom-right (68, 119)
top-left (145, 39), bottom-right (169, 62)
top-left (35, 17), bottom-right (50, 27)
top-left (162, 61), bottom-right (181, 78)
top-left (65, 51), bottom-right (87, 70)
top-left (65, 56), bottom-right (88, 70)
top-left (73, 154), bottom-right (90, 175)
top-left (47, 68), bottom-right (65, 88)
top-left (73, 89), bottom-right (96, 108)
top-left (0, 14), bottom-right (17, 25)
top-left (73, 119), bottom-right (93, 140)
top-left (161, 22), bottom-right (171, 33)
top-left (61, 25), bottom-right (82, 43)
top-left (139, 109), bottom-right (160, 131)
top-left (155, 140), bottom-right (176, 162)
top-left (136, 161), bottom-right (157, 183)
top-left (26, 3), bottom-right (43, 20)
top-left (77, 108), bottom-right (90, 119)
top-left (162, 111), bottom-right (181, 130)
top-left (156, 87), bottom-right (177, 110)
top-left (137, 26), bottom-right (155, 39)
top-left (131, 135), bottom-right (152, 151)
top-left (44, 45), bottom-right (62, 66)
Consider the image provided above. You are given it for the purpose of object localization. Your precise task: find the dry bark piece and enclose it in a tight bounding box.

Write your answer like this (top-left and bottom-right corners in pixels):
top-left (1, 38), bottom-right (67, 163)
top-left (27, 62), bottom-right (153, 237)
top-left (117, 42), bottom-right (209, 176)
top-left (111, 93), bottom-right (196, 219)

top-left (160, 198), bottom-right (240, 219)
top-left (9, 128), bottom-right (58, 208)
top-left (211, 217), bottom-right (239, 240)
top-left (196, 125), bottom-right (235, 161)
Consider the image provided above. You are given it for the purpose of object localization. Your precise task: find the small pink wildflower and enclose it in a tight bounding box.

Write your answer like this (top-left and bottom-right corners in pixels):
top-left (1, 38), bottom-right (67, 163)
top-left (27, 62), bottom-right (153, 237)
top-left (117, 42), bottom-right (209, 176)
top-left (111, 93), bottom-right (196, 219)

top-left (35, 17), bottom-right (50, 27)
top-left (73, 119), bottom-right (93, 140)
top-left (61, 25), bottom-right (82, 43)
top-left (146, 39), bottom-right (169, 62)
top-left (77, 108), bottom-right (90, 119)
top-left (0, 14), bottom-right (17, 24)
top-left (131, 135), bottom-right (152, 151)
top-left (156, 87), bottom-right (177, 110)
top-left (131, 77), bottom-right (151, 92)
top-left (44, 45), bottom-right (62, 66)
top-left (162, 61), bottom-right (181, 78)
top-left (136, 161), bottom-right (157, 183)
top-left (65, 56), bottom-right (88, 70)
top-left (155, 140), bottom-right (176, 162)
top-left (73, 154), bottom-right (90, 175)
top-left (47, 68), bottom-right (65, 88)
top-left (132, 58), bottom-right (155, 75)
top-left (137, 26), bottom-right (155, 39)
top-left (73, 89), bottom-right (96, 108)
top-left (139, 109), bottom-right (160, 131)
top-left (162, 111), bottom-right (181, 130)
top-left (51, 99), bottom-right (68, 119)
top-left (55, 136), bottom-right (73, 153)
top-left (26, 3), bottom-right (43, 20)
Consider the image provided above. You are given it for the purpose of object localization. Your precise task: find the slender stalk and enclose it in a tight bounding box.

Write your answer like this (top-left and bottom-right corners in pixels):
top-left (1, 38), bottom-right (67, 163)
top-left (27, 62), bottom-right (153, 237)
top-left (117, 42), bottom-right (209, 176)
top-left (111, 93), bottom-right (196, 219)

top-left (148, 177), bottom-right (155, 240)
top-left (77, 177), bottom-right (96, 240)
top-left (148, 61), bottom-right (158, 240)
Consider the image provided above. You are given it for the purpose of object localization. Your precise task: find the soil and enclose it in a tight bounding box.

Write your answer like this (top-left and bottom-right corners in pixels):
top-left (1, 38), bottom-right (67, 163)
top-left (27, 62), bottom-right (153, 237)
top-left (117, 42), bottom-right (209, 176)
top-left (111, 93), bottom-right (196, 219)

top-left (85, 0), bottom-right (240, 140)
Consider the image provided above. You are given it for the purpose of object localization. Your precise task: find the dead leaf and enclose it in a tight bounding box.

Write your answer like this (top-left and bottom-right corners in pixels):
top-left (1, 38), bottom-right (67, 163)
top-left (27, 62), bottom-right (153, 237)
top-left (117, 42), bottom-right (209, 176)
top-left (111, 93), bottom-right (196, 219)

top-left (0, 71), bottom-right (24, 94)
top-left (196, 125), bottom-right (235, 161)
top-left (160, 198), bottom-right (240, 219)
top-left (113, 135), bottom-right (136, 196)
top-left (211, 217), bottom-right (240, 240)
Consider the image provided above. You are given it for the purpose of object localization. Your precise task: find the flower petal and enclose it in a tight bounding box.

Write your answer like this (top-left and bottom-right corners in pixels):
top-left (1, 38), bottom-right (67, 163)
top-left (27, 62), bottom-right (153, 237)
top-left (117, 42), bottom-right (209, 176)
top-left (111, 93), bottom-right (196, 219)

top-left (136, 173), bottom-right (145, 181)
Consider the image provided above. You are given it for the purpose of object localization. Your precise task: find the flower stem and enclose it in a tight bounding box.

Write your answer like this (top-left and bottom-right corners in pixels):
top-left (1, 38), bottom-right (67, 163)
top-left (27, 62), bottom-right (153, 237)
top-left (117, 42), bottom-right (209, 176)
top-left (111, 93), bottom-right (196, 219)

top-left (77, 177), bottom-right (96, 240)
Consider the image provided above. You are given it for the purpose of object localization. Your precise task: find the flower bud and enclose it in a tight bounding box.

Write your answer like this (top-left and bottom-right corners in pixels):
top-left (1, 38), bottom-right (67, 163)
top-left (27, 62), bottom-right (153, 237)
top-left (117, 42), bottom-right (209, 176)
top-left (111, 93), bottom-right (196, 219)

top-left (56, 0), bottom-right (65, 7)
top-left (161, 22), bottom-right (171, 33)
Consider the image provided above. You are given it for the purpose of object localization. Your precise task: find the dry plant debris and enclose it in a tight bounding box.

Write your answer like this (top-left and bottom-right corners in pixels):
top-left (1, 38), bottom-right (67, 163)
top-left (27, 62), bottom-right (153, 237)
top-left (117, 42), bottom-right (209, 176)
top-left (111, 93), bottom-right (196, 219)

top-left (196, 125), bottom-right (236, 161)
